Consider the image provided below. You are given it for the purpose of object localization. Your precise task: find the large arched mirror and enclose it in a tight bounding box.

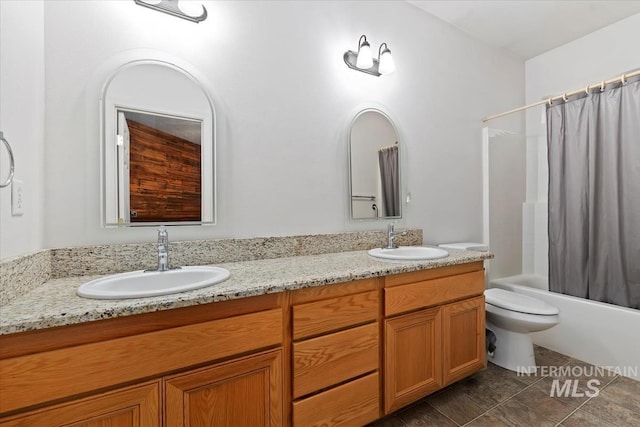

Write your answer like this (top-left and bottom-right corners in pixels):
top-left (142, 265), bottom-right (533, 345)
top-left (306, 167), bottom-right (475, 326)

top-left (101, 60), bottom-right (215, 226)
top-left (348, 108), bottom-right (401, 220)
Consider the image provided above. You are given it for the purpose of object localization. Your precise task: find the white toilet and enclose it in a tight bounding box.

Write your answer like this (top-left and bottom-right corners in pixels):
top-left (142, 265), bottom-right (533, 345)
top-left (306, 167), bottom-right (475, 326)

top-left (484, 288), bottom-right (560, 373)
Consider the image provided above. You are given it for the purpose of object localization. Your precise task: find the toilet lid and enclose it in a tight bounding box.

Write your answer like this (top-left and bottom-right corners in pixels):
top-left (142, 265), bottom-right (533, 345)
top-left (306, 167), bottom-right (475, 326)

top-left (484, 288), bottom-right (559, 315)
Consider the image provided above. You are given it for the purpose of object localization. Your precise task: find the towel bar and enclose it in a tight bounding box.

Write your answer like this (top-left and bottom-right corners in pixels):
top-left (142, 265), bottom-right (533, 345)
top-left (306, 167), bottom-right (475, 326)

top-left (0, 131), bottom-right (15, 188)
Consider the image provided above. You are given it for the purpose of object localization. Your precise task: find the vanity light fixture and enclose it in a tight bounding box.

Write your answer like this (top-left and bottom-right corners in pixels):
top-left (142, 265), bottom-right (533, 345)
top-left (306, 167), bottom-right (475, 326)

top-left (134, 0), bottom-right (207, 23)
top-left (377, 43), bottom-right (395, 75)
top-left (343, 35), bottom-right (395, 77)
top-left (355, 35), bottom-right (373, 69)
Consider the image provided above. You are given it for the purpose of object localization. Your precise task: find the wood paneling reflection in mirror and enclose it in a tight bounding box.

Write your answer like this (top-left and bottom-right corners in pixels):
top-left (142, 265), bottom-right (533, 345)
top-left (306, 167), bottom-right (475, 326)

top-left (102, 59), bottom-right (215, 226)
top-left (127, 120), bottom-right (201, 222)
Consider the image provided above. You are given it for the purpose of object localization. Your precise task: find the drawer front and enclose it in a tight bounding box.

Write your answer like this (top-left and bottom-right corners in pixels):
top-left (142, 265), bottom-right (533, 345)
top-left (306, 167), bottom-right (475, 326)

top-left (293, 290), bottom-right (378, 339)
top-left (293, 372), bottom-right (379, 427)
top-left (384, 262), bottom-right (483, 287)
top-left (385, 270), bottom-right (485, 316)
top-left (0, 309), bottom-right (282, 414)
top-left (293, 323), bottom-right (378, 398)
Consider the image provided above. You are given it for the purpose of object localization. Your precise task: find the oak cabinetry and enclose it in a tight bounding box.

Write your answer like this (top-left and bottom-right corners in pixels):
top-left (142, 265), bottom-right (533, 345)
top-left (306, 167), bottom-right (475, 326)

top-left (383, 262), bottom-right (486, 414)
top-left (385, 268), bottom-right (485, 316)
top-left (290, 279), bottom-right (381, 427)
top-left (292, 289), bottom-right (378, 340)
top-left (442, 296), bottom-right (486, 386)
top-left (165, 349), bottom-right (283, 427)
top-left (0, 381), bottom-right (161, 427)
top-left (0, 307), bottom-right (282, 414)
top-left (0, 294), bottom-right (284, 427)
top-left (0, 260), bottom-right (488, 426)
top-left (384, 307), bottom-right (442, 413)
top-left (293, 322), bottom-right (378, 398)
top-left (292, 372), bottom-right (380, 427)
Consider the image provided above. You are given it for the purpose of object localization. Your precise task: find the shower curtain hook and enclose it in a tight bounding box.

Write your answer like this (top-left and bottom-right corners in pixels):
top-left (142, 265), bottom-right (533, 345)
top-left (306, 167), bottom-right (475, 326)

top-left (547, 97), bottom-right (553, 106)
top-left (600, 81), bottom-right (605, 92)
top-left (562, 93), bottom-right (569, 102)
top-left (621, 73), bottom-right (627, 85)
top-left (585, 85), bottom-right (590, 95)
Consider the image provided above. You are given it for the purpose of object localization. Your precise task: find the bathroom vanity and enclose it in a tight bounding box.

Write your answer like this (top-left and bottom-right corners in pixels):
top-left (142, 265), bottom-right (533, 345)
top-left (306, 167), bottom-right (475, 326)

top-left (0, 249), bottom-right (489, 426)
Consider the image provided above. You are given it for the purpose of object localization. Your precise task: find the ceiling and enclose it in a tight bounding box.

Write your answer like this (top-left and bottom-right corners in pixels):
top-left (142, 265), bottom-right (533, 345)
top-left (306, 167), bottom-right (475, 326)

top-left (409, 1), bottom-right (640, 59)
top-left (124, 111), bottom-right (201, 145)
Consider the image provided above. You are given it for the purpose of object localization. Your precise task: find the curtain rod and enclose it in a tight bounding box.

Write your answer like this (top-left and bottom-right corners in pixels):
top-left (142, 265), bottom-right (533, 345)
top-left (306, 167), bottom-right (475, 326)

top-left (482, 69), bottom-right (640, 123)
top-left (379, 142), bottom-right (399, 151)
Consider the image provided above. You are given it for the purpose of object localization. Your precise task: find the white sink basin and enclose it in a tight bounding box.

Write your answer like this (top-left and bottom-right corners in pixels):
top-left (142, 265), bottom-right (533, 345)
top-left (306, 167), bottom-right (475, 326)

top-left (368, 246), bottom-right (449, 261)
top-left (77, 266), bottom-right (231, 300)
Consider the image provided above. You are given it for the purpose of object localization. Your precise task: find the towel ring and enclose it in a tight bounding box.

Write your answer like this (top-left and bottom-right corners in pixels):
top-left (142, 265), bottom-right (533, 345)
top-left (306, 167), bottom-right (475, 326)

top-left (0, 131), bottom-right (15, 188)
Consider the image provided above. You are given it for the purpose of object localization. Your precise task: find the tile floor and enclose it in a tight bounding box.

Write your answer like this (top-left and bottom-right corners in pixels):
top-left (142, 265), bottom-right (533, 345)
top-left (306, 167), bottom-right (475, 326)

top-left (369, 346), bottom-right (640, 427)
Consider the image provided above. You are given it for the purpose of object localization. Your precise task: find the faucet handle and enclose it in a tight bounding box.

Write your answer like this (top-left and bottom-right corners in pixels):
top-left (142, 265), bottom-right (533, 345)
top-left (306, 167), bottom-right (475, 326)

top-left (157, 225), bottom-right (168, 244)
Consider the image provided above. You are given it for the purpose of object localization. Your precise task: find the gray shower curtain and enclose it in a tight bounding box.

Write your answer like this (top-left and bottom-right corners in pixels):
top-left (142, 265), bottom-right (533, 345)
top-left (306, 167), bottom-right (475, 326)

top-left (378, 145), bottom-right (400, 217)
top-left (547, 77), bottom-right (640, 309)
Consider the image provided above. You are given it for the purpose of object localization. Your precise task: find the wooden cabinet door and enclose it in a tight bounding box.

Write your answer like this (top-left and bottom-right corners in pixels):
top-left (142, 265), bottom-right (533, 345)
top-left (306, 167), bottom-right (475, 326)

top-left (442, 296), bottom-right (486, 385)
top-left (0, 382), bottom-right (160, 427)
top-left (164, 349), bottom-right (282, 427)
top-left (384, 307), bottom-right (442, 414)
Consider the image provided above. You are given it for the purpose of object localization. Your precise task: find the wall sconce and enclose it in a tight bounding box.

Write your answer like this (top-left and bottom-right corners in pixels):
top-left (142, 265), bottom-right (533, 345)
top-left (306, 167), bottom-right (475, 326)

top-left (343, 35), bottom-right (395, 77)
top-left (134, 0), bottom-right (207, 23)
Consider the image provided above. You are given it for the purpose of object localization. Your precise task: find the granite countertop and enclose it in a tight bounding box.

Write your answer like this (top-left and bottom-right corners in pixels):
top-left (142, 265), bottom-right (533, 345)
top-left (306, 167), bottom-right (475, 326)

top-left (0, 248), bottom-right (492, 336)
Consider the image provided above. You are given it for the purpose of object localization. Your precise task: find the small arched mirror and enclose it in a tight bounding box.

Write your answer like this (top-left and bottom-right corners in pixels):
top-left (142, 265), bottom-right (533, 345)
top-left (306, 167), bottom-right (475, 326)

top-left (348, 108), bottom-right (401, 220)
top-left (101, 60), bottom-right (215, 227)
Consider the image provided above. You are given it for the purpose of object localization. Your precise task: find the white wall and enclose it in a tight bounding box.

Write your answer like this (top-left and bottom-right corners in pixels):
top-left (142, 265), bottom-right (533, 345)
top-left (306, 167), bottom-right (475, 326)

top-left (524, 13), bottom-right (640, 278)
top-left (0, 1), bottom-right (45, 259)
top-left (2, 0), bottom-right (524, 256)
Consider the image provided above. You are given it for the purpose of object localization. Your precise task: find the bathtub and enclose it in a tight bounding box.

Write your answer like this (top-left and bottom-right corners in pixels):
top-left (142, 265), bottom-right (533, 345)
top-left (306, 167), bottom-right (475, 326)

top-left (490, 274), bottom-right (640, 380)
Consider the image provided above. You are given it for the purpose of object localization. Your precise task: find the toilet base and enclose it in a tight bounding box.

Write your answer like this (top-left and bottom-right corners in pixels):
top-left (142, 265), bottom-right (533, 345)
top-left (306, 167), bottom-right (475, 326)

top-left (486, 321), bottom-right (537, 374)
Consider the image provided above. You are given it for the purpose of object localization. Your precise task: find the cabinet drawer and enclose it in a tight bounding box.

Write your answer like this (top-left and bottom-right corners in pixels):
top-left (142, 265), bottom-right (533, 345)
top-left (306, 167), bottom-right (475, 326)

top-left (0, 308), bottom-right (282, 414)
top-left (385, 270), bottom-right (485, 316)
top-left (293, 323), bottom-right (378, 398)
top-left (293, 290), bottom-right (378, 339)
top-left (293, 372), bottom-right (379, 427)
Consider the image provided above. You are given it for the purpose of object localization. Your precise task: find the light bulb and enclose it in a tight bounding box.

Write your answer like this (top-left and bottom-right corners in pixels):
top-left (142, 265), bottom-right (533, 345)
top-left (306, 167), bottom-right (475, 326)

top-left (178, 0), bottom-right (204, 18)
top-left (356, 40), bottom-right (373, 69)
top-left (378, 46), bottom-right (395, 75)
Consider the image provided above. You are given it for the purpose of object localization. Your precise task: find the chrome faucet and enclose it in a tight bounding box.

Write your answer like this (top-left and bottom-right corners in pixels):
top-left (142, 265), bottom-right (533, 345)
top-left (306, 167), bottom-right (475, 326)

top-left (156, 226), bottom-right (170, 271)
top-left (386, 223), bottom-right (406, 249)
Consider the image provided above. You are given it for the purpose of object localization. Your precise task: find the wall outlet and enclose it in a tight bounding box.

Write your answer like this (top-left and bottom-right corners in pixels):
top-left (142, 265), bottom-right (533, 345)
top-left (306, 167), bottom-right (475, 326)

top-left (11, 179), bottom-right (24, 216)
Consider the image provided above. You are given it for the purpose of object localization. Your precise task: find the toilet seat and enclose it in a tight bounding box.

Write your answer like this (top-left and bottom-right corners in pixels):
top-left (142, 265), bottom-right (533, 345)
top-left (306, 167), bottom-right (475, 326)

top-left (485, 288), bottom-right (559, 315)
